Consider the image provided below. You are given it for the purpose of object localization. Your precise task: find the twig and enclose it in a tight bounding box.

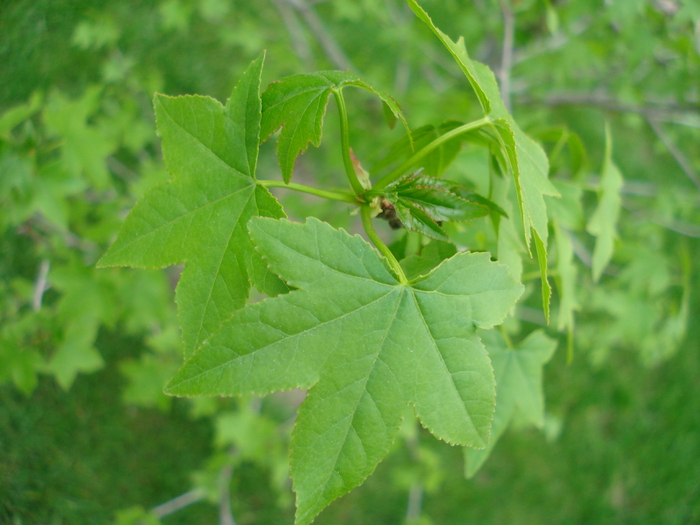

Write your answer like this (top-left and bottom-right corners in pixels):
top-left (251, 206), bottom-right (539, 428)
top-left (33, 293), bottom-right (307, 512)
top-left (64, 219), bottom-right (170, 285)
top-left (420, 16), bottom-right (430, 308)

top-left (648, 217), bottom-right (700, 238)
top-left (647, 118), bottom-right (700, 192)
top-left (151, 488), bottom-right (207, 518)
top-left (107, 155), bottom-right (139, 181)
top-left (286, 0), bottom-right (354, 70)
top-left (566, 230), bottom-right (592, 269)
top-left (498, 0), bottom-right (515, 112)
top-left (270, 0), bottom-right (314, 69)
top-left (520, 92), bottom-right (700, 124)
top-left (32, 259), bottom-right (50, 311)
top-left (512, 18), bottom-right (591, 66)
top-left (405, 483), bottom-right (423, 523)
top-left (219, 462), bottom-right (236, 525)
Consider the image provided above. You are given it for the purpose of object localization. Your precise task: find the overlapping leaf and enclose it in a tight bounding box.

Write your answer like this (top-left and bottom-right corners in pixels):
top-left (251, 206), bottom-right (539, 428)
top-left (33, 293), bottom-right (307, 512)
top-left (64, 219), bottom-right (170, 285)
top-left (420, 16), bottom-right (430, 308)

top-left (464, 329), bottom-right (557, 477)
top-left (261, 71), bottom-right (411, 182)
top-left (98, 54), bottom-right (285, 355)
top-left (407, 0), bottom-right (559, 317)
top-left (165, 217), bottom-right (523, 524)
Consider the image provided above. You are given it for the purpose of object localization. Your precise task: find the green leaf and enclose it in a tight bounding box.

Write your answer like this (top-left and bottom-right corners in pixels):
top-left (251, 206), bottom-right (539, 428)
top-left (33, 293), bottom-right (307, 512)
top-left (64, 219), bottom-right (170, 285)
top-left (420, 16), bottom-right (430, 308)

top-left (165, 217), bottom-right (523, 524)
top-left (98, 53), bottom-right (286, 355)
top-left (0, 91), bottom-right (42, 139)
top-left (464, 329), bottom-right (557, 477)
top-left (407, 0), bottom-right (558, 242)
top-left (43, 86), bottom-right (117, 189)
top-left (406, 0), bottom-right (558, 320)
top-left (261, 71), bottom-right (411, 183)
top-left (587, 124), bottom-right (624, 282)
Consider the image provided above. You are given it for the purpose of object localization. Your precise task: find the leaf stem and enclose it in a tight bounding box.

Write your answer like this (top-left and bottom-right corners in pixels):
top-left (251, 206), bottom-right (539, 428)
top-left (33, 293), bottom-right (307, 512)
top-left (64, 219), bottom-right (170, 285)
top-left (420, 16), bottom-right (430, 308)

top-left (361, 205), bottom-right (407, 283)
top-left (258, 180), bottom-right (358, 203)
top-left (373, 117), bottom-right (491, 191)
top-left (332, 87), bottom-right (366, 197)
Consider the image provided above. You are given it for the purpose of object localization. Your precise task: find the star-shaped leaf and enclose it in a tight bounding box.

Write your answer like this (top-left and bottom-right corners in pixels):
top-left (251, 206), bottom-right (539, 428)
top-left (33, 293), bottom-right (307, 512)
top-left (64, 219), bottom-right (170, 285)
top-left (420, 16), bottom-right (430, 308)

top-left (261, 71), bottom-right (411, 182)
top-left (165, 217), bottom-right (523, 524)
top-left (464, 329), bottom-right (557, 477)
top-left (98, 53), bottom-right (286, 355)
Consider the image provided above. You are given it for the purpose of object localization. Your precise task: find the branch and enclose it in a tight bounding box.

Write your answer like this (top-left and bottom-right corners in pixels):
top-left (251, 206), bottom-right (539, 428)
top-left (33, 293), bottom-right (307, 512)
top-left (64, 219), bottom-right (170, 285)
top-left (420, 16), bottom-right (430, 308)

top-left (498, 0), bottom-right (515, 112)
top-left (269, 0), bottom-right (314, 69)
top-left (520, 92), bottom-right (700, 124)
top-left (219, 461), bottom-right (236, 525)
top-left (512, 18), bottom-right (592, 66)
top-left (32, 259), bottom-right (50, 311)
top-left (152, 488), bottom-right (207, 518)
top-left (647, 118), bottom-right (700, 192)
top-left (285, 0), bottom-right (354, 70)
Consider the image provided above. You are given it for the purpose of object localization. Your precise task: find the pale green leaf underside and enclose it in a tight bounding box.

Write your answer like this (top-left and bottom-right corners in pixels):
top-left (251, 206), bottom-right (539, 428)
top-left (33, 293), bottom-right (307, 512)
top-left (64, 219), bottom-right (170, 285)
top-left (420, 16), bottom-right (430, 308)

top-left (261, 71), bottom-right (411, 183)
top-left (406, 0), bottom-right (558, 244)
top-left (165, 217), bottom-right (523, 525)
top-left (98, 54), bottom-right (285, 355)
top-left (465, 329), bottom-right (557, 477)
top-left (407, 0), bottom-right (557, 318)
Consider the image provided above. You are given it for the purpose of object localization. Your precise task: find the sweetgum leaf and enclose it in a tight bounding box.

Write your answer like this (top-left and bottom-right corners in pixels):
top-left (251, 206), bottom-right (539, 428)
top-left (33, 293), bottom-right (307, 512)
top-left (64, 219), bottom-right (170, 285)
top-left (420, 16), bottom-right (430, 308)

top-left (98, 53), bottom-right (286, 355)
top-left (165, 217), bottom-right (524, 525)
top-left (587, 124), bottom-right (623, 282)
top-left (260, 71), bottom-right (411, 182)
top-left (464, 329), bottom-right (557, 477)
top-left (407, 0), bottom-right (558, 317)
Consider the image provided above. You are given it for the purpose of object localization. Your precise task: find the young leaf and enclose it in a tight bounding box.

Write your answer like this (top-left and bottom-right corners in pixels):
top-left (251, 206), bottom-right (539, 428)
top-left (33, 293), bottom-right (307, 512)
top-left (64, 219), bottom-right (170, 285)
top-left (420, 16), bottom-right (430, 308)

top-left (260, 71), bottom-right (411, 182)
top-left (379, 173), bottom-right (491, 240)
top-left (464, 329), bottom-right (557, 477)
top-left (587, 124), bottom-right (623, 282)
top-left (387, 174), bottom-right (490, 223)
top-left (165, 217), bottom-right (524, 525)
top-left (98, 53), bottom-right (286, 355)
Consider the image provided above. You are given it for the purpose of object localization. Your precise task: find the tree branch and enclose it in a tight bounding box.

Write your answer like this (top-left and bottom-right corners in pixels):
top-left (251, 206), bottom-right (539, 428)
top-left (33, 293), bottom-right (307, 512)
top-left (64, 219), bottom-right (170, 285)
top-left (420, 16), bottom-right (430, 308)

top-left (520, 92), bottom-right (700, 126)
top-left (269, 0), bottom-right (314, 69)
top-left (285, 0), bottom-right (354, 70)
top-left (152, 488), bottom-right (207, 518)
top-left (32, 259), bottom-right (50, 311)
top-left (498, 0), bottom-right (515, 112)
top-left (647, 118), bottom-right (700, 192)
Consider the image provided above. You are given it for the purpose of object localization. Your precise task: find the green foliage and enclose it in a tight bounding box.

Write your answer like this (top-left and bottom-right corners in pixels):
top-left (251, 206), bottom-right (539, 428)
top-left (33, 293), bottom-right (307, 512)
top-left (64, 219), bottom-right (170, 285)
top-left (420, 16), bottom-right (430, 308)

top-left (1, 0), bottom-right (698, 523)
top-left (260, 71), bottom-right (409, 183)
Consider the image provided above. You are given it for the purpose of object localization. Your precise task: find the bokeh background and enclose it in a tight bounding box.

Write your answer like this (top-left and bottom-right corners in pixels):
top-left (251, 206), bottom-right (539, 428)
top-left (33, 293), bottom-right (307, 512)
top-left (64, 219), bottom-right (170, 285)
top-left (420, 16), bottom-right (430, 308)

top-left (1, 0), bottom-right (699, 523)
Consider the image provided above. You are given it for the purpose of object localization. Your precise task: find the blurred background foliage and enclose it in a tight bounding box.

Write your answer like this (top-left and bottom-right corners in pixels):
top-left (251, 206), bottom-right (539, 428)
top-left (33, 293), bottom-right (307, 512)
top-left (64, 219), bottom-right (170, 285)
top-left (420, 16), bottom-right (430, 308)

top-left (1, 0), bottom-right (698, 523)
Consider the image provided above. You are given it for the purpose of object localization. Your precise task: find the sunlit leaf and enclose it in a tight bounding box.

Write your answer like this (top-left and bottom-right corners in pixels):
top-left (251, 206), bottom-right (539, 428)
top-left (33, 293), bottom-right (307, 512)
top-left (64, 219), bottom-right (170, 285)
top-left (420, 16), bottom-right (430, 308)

top-left (166, 216), bottom-right (523, 524)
